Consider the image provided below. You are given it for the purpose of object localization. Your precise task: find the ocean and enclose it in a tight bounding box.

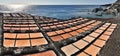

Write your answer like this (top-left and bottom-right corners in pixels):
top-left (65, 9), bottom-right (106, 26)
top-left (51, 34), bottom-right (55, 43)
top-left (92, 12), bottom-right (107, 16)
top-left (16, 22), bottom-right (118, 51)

top-left (0, 5), bottom-right (115, 19)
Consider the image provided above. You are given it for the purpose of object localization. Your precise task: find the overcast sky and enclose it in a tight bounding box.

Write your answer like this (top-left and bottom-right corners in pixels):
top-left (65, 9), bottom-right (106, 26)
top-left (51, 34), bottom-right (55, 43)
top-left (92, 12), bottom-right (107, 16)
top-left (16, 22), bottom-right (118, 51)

top-left (0, 0), bottom-right (117, 5)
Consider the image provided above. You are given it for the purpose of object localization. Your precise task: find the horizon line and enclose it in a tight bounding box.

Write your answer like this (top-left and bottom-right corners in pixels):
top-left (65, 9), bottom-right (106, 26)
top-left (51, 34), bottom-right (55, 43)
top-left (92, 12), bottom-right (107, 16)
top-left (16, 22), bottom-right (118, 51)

top-left (0, 3), bottom-right (113, 5)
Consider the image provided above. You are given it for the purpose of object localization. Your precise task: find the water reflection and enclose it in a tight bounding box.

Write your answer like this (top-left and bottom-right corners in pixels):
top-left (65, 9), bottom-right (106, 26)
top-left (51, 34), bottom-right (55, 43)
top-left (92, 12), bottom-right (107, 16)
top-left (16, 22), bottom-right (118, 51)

top-left (5, 5), bottom-right (27, 12)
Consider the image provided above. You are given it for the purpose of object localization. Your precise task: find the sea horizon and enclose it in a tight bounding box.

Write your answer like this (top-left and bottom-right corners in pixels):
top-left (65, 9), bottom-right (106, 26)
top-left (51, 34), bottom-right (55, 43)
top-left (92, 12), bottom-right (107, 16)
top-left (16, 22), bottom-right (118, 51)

top-left (0, 5), bottom-right (115, 19)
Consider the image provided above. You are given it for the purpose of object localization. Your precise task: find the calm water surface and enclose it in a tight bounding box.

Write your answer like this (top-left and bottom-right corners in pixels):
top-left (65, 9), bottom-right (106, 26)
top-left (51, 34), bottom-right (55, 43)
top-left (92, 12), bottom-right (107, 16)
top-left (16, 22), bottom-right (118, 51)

top-left (0, 5), bottom-right (115, 19)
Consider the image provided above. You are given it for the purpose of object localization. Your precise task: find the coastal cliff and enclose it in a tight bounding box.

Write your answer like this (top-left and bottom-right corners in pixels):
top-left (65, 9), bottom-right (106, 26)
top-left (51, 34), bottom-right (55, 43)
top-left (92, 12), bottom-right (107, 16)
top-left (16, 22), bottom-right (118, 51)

top-left (106, 0), bottom-right (120, 13)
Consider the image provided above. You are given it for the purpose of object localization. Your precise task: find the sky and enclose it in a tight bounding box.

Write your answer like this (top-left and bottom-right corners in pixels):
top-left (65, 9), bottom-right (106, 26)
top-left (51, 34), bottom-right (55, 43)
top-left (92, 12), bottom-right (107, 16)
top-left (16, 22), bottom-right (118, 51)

top-left (0, 0), bottom-right (117, 5)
